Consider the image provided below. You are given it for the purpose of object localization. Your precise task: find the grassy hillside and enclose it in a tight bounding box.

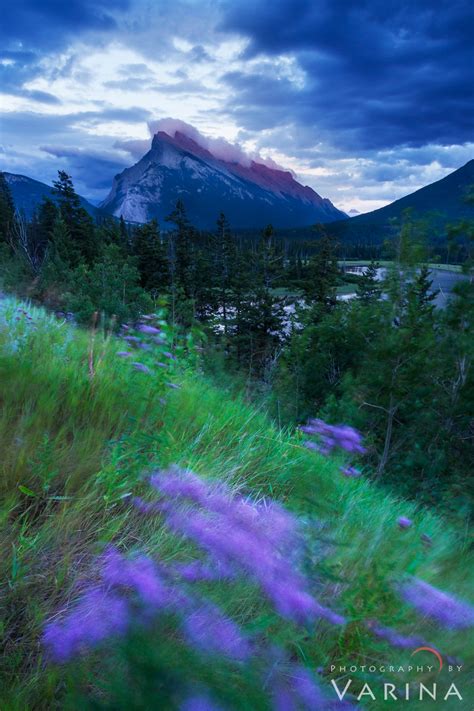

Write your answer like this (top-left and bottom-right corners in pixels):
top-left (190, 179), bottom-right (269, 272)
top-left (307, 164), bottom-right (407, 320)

top-left (1, 295), bottom-right (473, 709)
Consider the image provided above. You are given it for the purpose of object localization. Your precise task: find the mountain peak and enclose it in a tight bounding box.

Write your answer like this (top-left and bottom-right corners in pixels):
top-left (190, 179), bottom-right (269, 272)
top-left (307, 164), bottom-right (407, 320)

top-left (101, 120), bottom-right (346, 228)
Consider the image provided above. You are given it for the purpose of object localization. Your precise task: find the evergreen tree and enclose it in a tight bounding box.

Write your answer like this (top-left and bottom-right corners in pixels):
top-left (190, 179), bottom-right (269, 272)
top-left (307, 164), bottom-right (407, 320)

top-left (257, 224), bottom-right (283, 289)
top-left (356, 261), bottom-right (381, 304)
top-left (301, 226), bottom-right (339, 310)
top-left (166, 200), bottom-right (193, 296)
top-left (213, 213), bottom-right (235, 336)
top-left (134, 219), bottom-right (169, 294)
top-left (404, 266), bottom-right (437, 326)
top-left (0, 172), bottom-right (15, 245)
top-left (52, 171), bottom-right (96, 264)
top-left (68, 244), bottom-right (152, 325)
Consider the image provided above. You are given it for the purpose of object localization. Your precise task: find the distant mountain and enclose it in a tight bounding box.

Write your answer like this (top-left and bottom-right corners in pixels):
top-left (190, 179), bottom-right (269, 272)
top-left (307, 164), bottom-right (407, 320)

top-left (325, 160), bottom-right (474, 244)
top-left (100, 130), bottom-right (346, 229)
top-left (2, 172), bottom-right (99, 219)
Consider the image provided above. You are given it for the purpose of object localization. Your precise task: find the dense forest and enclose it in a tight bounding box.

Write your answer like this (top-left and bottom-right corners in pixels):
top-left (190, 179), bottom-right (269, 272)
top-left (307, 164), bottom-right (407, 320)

top-left (0, 172), bottom-right (474, 513)
top-left (1, 170), bottom-right (473, 514)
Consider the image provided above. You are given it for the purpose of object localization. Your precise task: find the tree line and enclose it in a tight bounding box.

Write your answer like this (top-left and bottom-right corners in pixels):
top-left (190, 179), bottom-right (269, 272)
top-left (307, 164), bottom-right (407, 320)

top-left (1, 170), bottom-right (473, 514)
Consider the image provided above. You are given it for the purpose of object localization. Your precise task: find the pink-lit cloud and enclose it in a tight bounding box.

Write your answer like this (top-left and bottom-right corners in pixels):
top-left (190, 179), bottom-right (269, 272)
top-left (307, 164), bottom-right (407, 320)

top-left (128, 117), bottom-right (288, 172)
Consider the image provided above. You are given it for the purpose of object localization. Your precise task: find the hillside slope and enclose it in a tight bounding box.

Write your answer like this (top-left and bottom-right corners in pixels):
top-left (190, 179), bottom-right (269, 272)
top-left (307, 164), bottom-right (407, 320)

top-left (275, 160), bottom-right (474, 245)
top-left (0, 296), bottom-right (472, 709)
top-left (327, 159), bottom-right (474, 244)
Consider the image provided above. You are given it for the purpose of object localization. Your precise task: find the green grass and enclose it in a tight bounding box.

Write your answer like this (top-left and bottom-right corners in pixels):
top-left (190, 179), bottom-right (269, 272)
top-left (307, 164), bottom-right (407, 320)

top-left (426, 262), bottom-right (464, 273)
top-left (338, 259), bottom-right (464, 273)
top-left (336, 283), bottom-right (357, 295)
top-left (1, 295), bottom-right (473, 709)
top-left (338, 260), bottom-right (394, 268)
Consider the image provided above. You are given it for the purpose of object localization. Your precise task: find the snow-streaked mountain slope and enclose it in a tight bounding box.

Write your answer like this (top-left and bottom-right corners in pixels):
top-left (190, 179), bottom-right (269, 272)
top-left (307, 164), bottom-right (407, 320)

top-left (101, 129), bottom-right (346, 229)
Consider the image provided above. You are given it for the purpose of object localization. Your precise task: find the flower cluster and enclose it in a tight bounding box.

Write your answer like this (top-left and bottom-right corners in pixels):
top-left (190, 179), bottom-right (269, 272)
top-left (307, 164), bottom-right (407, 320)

top-left (43, 467), bottom-right (348, 708)
top-left (366, 620), bottom-right (428, 650)
top-left (300, 419), bottom-right (366, 456)
top-left (116, 314), bottom-right (181, 389)
top-left (300, 418), bottom-right (366, 482)
top-left (144, 467), bottom-right (346, 626)
top-left (399, 577), bottom-right (474, 630)
top-left (43, 587), bottom-right (130, 663)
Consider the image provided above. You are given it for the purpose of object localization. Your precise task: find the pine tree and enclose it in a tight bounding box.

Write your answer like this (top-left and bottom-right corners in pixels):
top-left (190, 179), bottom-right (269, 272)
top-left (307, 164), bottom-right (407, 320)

top-left (257, 224), bottom-right (283, 289)
top-left (301, 226), bottom-right (339, 310)
top-left (214, 213), bottom-right (235, 336)
top-left (166, 200), bottom-right (193, 296)
top-left (356, 261), bottom-right (381, 304)
top-left (134, 219), bottom-right (169, 294)
top-left (0, 172), bottom-right (15, 245)
top-left (52, 171), bottom-right (96, 264)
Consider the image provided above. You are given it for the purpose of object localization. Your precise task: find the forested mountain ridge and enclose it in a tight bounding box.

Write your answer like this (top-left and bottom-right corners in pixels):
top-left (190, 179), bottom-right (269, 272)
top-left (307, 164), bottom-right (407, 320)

top-left (2, 172), bottom-right (99, 219)
top-left (322, 159), bottom-right (474, 244)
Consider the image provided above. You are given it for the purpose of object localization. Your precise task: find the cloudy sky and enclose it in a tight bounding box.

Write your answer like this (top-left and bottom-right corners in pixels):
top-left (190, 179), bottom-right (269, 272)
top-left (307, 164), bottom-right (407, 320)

top-left (1, 0), bottom-right (473, 213)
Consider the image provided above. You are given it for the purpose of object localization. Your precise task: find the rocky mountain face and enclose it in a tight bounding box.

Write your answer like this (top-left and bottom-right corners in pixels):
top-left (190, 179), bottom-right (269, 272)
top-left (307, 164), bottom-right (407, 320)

top-left (100, 130), bottom-right (347, 229)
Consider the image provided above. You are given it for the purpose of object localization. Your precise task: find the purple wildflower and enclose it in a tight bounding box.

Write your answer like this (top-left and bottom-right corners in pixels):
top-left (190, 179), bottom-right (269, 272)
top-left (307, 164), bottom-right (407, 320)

top-left (148, 468), bottom-right (343, 628)
top-left (150, 467), bottom-right (212, 505)
top-left (183, 605), bottom-right (250, 660)
top-left (166, 382), bottom-right (180, 389)
top-left (301, 418), bottom-right (366, 456)
top-left (399, 578), bottom-right (474, 629)
top-left (132, 496), bottom-right (164, 515)
top-left (340, 466), bottom-right (362, 478)
top-left (163, 351), bottom-right (176, 360)
top-left (366, 620), bottom-right (427, 649)
top-left (138, 324), bottom-right (162, 335)
top-left (290, 665), bottom-right (326, 709)
top-left (117, 351), bottom-right (132, 358)
top-left (101, 548), bottom-right (170, 608)
top-left (131, 362), bottom-right (152, 374)
top-left (156, 362), bottom-right (168, 368)
top-left (265, 581), bottom-right (320, 624)
top-left (397, 516), bottom-right (413, 529)
top-left (124, 335), bottom-right (141, 344)
top-left (272, 688), bottom-right (298, 711)
top-left (43, 589), bottom-right (129, 663)
top-left (174, 559), bottom-right (235, 582)
top-left (180, 694), bottom-right (224, 711)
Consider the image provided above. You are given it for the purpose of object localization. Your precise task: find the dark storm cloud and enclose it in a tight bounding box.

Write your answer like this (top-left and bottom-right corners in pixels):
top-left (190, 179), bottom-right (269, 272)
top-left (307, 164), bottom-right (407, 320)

top-left (220, 0), bottom-right (474, 152)
top-left (2, 0), bottom-right (472, 209)
top-left (1, 0), bottom-right (130, 52)
top-left (1, 1), bottom-right (131, 110)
